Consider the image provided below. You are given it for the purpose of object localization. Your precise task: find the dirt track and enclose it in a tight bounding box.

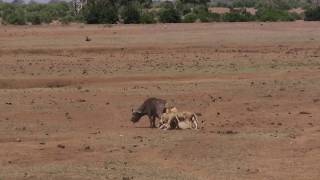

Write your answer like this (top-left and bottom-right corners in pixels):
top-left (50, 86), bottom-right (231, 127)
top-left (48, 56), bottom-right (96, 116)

top-left (0, 22), bottom-right (320, 180)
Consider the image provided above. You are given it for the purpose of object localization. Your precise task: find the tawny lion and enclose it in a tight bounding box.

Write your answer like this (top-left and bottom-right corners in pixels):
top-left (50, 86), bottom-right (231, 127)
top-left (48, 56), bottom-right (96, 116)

top-left (159, 107), bottom-right (198, 130)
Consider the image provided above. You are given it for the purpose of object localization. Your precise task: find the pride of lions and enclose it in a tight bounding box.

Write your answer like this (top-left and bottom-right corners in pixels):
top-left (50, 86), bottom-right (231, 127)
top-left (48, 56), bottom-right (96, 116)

top-left (159, 106), bottom-right (199, 130)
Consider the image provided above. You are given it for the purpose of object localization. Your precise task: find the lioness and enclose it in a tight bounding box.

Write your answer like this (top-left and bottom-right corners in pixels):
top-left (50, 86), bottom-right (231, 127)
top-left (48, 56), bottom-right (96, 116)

top-left (160, 107), bottom-right (198, 130)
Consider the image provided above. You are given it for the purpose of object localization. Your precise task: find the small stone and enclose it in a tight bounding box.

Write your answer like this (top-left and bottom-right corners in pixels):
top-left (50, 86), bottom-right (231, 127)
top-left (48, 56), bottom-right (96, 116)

top-left (85, 36), bottom-right (91, 42)
top-left (57, 144), bottom-right (65, 149)
top-left (84, 146), bottom-right (91, 151)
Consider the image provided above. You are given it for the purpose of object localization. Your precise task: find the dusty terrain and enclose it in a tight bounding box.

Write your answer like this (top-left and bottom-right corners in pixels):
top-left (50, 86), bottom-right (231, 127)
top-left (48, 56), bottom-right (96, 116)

top-left (0, 22), bottom-right (320, 180)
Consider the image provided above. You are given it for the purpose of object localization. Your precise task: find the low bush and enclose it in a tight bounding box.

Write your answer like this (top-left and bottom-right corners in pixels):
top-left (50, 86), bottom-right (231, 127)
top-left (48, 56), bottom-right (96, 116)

top-left (223, 9), bottom-right (255, 22)
top-left (140, 11), bottom-right (156, 24)
top-left (199, 12), bottom-right (221, 22)
top-left (82, 1), bottom-right (118, 24)
top-left (232, 0), bottom-right (256, 8)
top-left (27, 12), bottom-right (42, 25)
top-left (60, 15), bottom-right (75, 25)
top-left (183, 12), bottom-right (197, 23)
top-left (158, 5), bottom-right (181, 23)
top-left (256, 8), bottom-right (298, 22)
top-left (120, 4), bottom-right (141, 24)
top-left (304, 7), bottom-right (320, 21)
top-left (2, 7), bottom-right (26, 25)
top-left (176, 2), bottom-right (192, 16)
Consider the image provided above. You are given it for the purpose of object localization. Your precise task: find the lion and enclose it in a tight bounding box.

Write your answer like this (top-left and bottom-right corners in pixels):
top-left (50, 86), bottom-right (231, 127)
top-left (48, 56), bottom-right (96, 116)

top-left (159, 107), bottom-right (198, 130)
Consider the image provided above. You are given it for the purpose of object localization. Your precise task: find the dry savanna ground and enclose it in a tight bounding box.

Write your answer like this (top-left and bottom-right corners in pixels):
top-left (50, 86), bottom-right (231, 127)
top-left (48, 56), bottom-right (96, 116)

top-left (0, 21), bottom-right (320, 180)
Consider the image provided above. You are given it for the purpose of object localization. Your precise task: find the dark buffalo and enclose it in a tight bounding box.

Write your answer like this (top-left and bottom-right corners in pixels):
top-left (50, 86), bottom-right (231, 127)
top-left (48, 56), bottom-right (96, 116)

top-left (131, 98), bottom-right (167, 128)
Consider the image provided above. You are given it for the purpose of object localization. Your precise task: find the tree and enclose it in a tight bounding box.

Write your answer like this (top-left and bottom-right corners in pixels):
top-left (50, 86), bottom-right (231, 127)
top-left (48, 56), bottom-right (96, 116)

top-left (3, 6), bottom-right (26, 25)
top-left (120, 3), bottom-right (141, 24)
top-left (183, 12), bottom-right (197, 23)
top-left (305, 6), bottom-right (320, 20)
top-left (118, 0), bottom-right (152, 8)
top-left (82, 0), bottom-right (118, 24)
top-left (256, 8), bottom-right (297, 21)
top-left (140, 11), bottom-right (156, 24)
top-left (223, 9), bottom-right (255, 22)
top-left (27, 12), bottom-right (42, 24)
top-left (158, 1), bottom-right (181, 23)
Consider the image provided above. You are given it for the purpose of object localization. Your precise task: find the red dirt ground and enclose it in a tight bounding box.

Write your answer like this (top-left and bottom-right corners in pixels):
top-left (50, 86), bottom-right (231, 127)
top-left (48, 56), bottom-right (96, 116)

top-left (0, 22), bottom-right (320, 180)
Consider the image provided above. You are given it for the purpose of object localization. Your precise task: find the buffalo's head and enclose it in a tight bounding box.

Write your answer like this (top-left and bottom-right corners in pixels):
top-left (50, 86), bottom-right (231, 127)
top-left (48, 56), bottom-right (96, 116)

top-left (131, 109), bottom-right (144, 123)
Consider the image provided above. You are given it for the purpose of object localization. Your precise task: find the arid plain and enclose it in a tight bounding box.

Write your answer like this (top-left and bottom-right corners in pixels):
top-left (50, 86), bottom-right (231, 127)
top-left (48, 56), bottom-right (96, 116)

top-left (0, 21), bottom-right (320, 180)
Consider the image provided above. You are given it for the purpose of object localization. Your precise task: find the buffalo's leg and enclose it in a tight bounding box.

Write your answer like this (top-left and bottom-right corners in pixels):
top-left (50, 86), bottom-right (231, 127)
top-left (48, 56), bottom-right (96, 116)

top-left (148, 115), bottom-right (153, 128)
top-left (152, 117), bottom-right (156, 128)
top-left (149, 116), bottom-right (156, 128)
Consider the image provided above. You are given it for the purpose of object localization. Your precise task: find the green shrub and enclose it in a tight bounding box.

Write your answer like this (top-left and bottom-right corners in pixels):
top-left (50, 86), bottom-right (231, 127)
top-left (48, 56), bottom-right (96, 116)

top-left (304, 7), bottom-right (320, 21)
top-left (183, 12), bottom-right (197, 23)
top-left (83, 1), bottom-right (118, 24)
top-left (232, 0), bottom-right (256, 8)
top-left (3, 6), bottom-right (26, 25)
top-left (25, 3), bottom-right (45, 13)
top-left (223, 10), bottom-right (255, 22)
top-left (43, 2), bottom-right (70, 20)
top-left (176, 1), bottom-right (193, 15)
top-left (39, 11), bottom-right (53, 23)
top-left (290, 12), bottom-right (302, 20)
top-left (215, 2), bottom-right (230, 8)
top-left (158, 5), bottom-right (181, 23)
top-left (139, 0), bottom-right (153, 8)
top-left (193, 5), bottom-right (209, 14)
top-left (27, 12), bottom-right (42, 25)
top-left (208, 12), bottom-right (221, 22)
top-left (0, 3), bottom-right (15, 18)
top-left (255, 0), bottom-right (302, 10)
top-left (196, 10), bottom-right (221, 22)
top-left (24, 2), bottom-right (73, 24)
top-left (60, 15), bottom-right (74, 25)
top-left (120, 3), bottom-right (141, 24)
top-left (256, 8), bottom-right (297, 22)
top-left (140, 11), bottom-right (156, 24)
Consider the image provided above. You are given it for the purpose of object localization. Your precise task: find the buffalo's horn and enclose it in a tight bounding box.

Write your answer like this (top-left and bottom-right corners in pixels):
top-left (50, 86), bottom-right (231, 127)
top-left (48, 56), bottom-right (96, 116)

top-left (132, 109), bottom-right (142, 114)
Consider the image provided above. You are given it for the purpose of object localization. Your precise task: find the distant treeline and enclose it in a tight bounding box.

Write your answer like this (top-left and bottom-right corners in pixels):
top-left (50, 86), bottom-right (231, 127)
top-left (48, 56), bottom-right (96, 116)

top-left (210, 0), bottom-right (315, 9)
top-left (0, 0), bottom-right (320, 25)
